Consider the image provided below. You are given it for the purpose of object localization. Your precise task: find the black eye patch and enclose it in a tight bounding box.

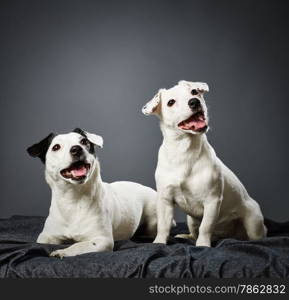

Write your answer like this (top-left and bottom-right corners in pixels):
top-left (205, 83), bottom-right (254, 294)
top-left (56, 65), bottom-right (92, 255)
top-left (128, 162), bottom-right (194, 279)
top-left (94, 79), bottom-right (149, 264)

top-left (80, 138), bottom-right (89, 146)
top-left (73, 128), bottom-right (95, 155)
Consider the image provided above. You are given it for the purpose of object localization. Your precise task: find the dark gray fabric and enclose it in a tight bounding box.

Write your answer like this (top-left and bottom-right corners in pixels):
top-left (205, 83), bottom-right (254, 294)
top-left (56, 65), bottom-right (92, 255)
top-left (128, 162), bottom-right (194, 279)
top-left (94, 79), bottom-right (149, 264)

top-left (0, 216), bottom-right (288, 278)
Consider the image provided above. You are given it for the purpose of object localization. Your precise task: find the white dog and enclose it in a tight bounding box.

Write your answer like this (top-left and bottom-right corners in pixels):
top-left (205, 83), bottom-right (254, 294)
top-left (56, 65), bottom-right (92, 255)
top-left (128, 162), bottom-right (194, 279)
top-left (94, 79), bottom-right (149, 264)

top-left (142, 80), bottom-right (266, 247)
top-left (27, 128), bottom-right (157, 257)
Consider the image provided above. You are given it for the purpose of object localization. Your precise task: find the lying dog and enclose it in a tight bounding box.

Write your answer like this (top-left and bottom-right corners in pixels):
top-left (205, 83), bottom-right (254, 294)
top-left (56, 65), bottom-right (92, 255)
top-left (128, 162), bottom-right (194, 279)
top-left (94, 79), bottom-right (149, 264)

top-left (27, 128), bottom-right (157, 257)
top-left (142, 80), bottom-right (266, 247)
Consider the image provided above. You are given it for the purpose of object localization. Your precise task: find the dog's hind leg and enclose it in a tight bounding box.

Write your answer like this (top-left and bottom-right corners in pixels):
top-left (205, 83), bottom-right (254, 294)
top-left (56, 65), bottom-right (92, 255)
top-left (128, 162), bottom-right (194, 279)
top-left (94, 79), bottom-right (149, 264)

top-left (242, 199), bottom-right (267, 240)
top-left (175, 215), bottom-right (200, 240)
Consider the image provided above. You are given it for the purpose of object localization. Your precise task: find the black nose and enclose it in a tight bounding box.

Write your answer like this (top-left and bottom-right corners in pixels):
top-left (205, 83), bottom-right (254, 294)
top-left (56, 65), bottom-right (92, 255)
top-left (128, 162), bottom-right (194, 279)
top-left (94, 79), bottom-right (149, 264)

top-left (188, 98), bottom-right (201, 110)
top-left (70, 145), bottom-right (83, 157)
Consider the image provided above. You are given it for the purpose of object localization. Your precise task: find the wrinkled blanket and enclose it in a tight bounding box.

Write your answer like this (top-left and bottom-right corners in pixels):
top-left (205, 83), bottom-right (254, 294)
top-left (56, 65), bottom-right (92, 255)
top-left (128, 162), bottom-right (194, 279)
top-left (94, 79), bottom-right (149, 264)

top-left (0, 216), bottom-right (288, 278)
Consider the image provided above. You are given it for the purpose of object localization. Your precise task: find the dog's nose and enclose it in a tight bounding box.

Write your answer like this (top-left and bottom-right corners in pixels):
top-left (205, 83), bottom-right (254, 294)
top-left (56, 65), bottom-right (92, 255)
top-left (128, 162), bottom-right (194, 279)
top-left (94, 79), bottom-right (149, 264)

top-left (70, 145), bottom-right (83, 157)
top-left (188, 98), bottom-right (201, 110)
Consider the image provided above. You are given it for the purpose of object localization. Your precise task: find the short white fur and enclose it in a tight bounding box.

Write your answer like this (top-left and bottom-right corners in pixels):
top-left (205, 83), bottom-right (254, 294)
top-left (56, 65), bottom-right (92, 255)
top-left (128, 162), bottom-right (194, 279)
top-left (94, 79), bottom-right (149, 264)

top-left (142, 80), bottom-right (266, 247)
top-left (37, 132), bottom-right (157, 257)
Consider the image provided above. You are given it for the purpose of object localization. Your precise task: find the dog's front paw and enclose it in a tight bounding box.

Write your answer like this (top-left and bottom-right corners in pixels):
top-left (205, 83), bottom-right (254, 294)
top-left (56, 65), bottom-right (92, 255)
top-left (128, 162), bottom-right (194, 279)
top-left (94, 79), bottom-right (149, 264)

top-left (50, 249), bottom-right (70, 259)
top-left (196, 237), bottom-right (211, 247)
top-left (175, 233), bottom-right (196, 240)
top-left (153, 236), bottom-right (167, 244)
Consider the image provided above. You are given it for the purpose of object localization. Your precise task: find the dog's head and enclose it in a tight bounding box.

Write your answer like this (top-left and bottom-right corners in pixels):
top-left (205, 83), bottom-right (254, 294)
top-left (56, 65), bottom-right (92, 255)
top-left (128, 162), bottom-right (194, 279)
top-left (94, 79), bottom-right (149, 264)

top-left (142, 80), bottom-right (209, 135)
top-left (27, 128), bottom-right (103, 184)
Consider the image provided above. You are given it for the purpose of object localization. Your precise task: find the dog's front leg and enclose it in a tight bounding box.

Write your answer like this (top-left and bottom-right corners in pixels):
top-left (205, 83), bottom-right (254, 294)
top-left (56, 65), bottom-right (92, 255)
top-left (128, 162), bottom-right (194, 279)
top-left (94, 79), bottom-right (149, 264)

top-left (50, 237), bottom-right (114, 258)
top-left (37, 232), bottom-right (63, 245)
top-left (196, 198), bottom-right (221, 247)
top-left (153, 194), bottom-right (174, 244)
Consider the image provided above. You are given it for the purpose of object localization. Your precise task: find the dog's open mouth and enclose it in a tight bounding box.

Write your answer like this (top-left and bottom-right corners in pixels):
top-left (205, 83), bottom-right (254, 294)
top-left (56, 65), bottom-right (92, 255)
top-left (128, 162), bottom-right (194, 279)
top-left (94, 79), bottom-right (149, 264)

top-left (60, 161), bottom-right (91, 181)
top-left (178, 111), bottom-right (207, 132)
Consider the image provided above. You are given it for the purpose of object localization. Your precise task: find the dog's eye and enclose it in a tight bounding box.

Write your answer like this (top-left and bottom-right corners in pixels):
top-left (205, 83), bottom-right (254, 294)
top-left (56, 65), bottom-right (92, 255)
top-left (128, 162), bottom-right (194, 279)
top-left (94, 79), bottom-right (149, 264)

top-left (80, 138), bottom-right (89, 146)
top-left (167, 99), bottom-right (176, 107)
top-left (191, 89), bottom-right (198, 96)
top-left (52, 144), bottom-right (61, 151)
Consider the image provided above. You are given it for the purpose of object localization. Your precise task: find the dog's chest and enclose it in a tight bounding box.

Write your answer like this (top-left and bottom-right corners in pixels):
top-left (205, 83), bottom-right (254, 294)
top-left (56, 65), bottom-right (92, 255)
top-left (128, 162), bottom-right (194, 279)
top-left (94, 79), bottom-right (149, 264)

top-left (65, 214), bottom-right (93, 240)
top-left (58, 201), bottom-right (98, 240)
top-left (175, 178), bottom-right (206, 218)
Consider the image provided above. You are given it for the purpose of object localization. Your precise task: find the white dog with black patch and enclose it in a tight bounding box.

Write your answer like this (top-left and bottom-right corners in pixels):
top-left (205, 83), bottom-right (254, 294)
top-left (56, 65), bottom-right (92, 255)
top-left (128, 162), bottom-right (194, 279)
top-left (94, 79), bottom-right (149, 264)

top-left (142, 80), bottom-right (266, 247)
top-left (27, 128), bottom-right (157, 257)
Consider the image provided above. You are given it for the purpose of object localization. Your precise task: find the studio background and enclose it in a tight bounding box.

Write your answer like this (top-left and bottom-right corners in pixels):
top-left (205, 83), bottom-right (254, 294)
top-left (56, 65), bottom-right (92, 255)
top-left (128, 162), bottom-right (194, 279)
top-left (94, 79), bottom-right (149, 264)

top-left (0, 0), bottom-right (288, 222)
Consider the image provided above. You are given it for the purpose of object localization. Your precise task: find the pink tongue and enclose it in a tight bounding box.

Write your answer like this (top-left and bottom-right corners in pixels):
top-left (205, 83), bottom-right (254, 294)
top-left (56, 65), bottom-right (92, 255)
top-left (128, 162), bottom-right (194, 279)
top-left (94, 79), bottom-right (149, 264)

top-left (188, 119), bottom-right (206, 130)
top-left (71, 166), bottom-right (87, 177)
top-left (180, 119), bottom-right (206, 131)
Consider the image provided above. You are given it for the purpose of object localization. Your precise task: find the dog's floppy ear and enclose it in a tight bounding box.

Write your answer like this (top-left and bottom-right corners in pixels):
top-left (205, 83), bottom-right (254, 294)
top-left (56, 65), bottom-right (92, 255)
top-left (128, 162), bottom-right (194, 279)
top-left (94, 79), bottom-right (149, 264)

top-left (142, 89), bottom-right (164, 116)
top-left (73, 128), bottom-right (103, 148)
top-left (178, 80), bottom-right (209, 94)
top-left (86, 132), bottom-right (103, 148)
top-left (27, 133), bottom-right (55, 163)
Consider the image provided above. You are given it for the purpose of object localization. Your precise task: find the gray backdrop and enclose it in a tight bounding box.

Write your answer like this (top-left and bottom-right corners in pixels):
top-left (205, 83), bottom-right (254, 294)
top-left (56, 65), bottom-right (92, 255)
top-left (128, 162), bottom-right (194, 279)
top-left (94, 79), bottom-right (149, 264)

top-left (0, 0), bottom-right (288, 221)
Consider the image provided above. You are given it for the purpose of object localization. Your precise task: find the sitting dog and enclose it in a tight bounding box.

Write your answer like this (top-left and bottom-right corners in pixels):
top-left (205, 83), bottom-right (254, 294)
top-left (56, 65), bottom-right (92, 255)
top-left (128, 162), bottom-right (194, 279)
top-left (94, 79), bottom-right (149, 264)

top-left (142, 80), bottom-right (266, 247)
top-left (27, 128), bottom-right (157, 257)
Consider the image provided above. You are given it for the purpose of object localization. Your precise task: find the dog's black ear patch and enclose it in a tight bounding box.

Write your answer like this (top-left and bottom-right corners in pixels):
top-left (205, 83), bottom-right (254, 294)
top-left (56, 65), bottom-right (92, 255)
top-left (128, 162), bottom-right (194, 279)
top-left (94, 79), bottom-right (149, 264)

top-left (73, 127), bottom-right (87, 138)
top-left (27, 133), bottom-right (55, 163)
